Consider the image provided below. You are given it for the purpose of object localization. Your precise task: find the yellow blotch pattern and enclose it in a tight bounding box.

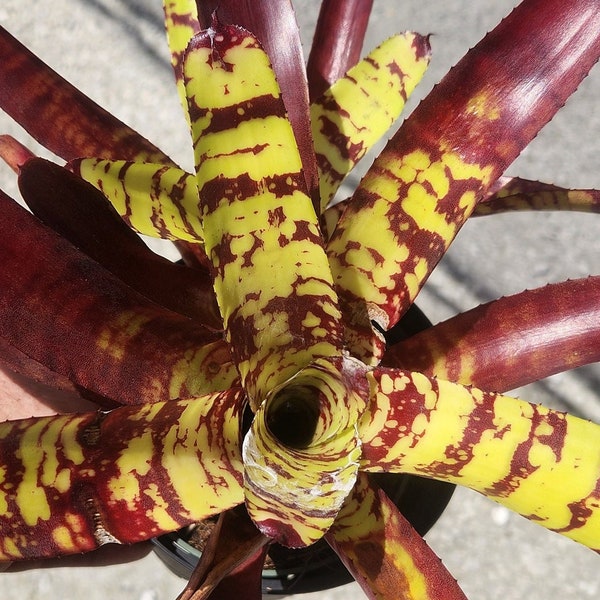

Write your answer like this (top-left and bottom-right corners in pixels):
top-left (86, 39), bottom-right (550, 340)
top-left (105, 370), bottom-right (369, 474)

top-left (311, 32), bottom-right (431, 211)
top-left (77, 159), bottom-right (203, 243)
top-left (243, 357), bottom-right (365, 547)
top-left (361, 369), bottom-right (600, 550)
top-left (163, 0), bottom-right (200, 126)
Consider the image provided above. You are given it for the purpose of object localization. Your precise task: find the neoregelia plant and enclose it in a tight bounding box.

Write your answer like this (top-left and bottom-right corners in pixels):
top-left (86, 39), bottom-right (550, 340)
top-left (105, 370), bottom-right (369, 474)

top-left (0, 0), bottom-right (599, 598)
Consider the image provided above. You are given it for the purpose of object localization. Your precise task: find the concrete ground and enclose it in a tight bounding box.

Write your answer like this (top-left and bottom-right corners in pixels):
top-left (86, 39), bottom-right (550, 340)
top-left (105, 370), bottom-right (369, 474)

top-left (0, 0), bottom-right (599, 598)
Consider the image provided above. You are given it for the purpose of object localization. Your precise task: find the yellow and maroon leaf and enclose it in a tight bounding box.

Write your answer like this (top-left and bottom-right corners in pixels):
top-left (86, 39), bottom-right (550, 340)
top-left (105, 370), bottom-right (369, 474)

top-left (163, 0), bottom-right (201, 127)
top-left (306, 0), bottom-right (374, 101)
top-left (19, 158), bottom-right (220, 327)
top-left (73, 158), bottom-right (204, 244)
top-left (196, 2), bottom-right (319, 207)
top-left (361, 368), bottom-right (600, 551)
top-left (327, 0), bottom-right (600, 363)
top-left (0, 391), bottom-right (244, 560)
top-left (0, 26), bottom-right (171, 164)
top-left (476, 176), bottom-right (600, 215)
top-left (0, 188), bottom-right (233, 405)
top-left (384, 277), bottom-right (600, 393)
top-left (312, 32), bottom-right (431, 212)
top-left (184, 21), bottom-right (343, 407)
top-left (327, 474), bottom-right (467, 600)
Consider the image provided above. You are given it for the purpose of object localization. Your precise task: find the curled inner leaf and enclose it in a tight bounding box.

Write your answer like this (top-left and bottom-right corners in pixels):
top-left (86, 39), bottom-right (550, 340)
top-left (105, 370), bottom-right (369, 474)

top-left (243, 356), bottom-right (367, 548)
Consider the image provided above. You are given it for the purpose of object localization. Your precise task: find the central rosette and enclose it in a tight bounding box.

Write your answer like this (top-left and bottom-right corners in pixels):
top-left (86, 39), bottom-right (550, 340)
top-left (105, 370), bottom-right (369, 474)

top-left (243, 356), bottom-right (366, 547)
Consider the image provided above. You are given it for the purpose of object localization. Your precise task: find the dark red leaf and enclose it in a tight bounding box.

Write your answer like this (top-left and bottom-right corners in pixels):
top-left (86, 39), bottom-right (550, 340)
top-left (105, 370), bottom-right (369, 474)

top-left (0, 134), bottom-right (35, 172)
top-left (0, 188), bottom-right (231, 406)
top-left (0, 26), bottom-right (172, 164)
top-left (18, 158), bottom-right (221, 328)
top-left (306, 0), bottom-right (374, 100)
top-left (383, 277), bottom-right (600, 393)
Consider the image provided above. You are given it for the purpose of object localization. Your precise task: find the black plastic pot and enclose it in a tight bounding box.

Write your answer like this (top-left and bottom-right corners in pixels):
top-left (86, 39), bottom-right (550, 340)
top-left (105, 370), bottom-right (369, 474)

top-left (153, 305), bottom-right (455, 596)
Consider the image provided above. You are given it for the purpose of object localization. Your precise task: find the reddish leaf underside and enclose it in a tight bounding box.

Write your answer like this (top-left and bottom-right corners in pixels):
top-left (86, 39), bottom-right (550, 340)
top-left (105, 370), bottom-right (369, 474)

top-left (0, 26), bottom-right (171, 164)
top-left (0, 188), bottom-right (233, 405)
top-left (306, 0), bottom-right (374, 100)
top-left (178, 507), bottom-right (268, 600)
top-left (384, 277), bottom-right (600, 393)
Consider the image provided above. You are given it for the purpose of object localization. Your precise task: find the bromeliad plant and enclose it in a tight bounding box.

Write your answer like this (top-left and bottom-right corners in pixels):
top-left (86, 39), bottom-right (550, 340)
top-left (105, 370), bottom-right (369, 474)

top-left (0, 0), bottom-right (599, 598)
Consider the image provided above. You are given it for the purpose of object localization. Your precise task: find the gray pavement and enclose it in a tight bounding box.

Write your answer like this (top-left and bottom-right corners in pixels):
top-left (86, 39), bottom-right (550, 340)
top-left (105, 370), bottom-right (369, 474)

top-left (0, 1), bottom-right (599, 598)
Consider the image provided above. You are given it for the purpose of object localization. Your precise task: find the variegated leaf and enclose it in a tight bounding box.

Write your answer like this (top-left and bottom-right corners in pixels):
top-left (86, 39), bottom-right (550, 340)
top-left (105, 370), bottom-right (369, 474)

top-left (476, 176), bottom-right (600, 215)
top-left (184, 21), bottom-right (343, 407)
top-left (0, 391), bottom-right (244, 560)
top-left (361, 368), bottom-right (600, 551)
top-left (312, 32), bottom-right (431, 212)
top-left (183, 19), bottom-right (358, 548)
top-left (73, 158), bottom-right (204, 243)
top-left (327, 474), bottom-right (467, 600)
top-left (195, 2), bottom-right (319, 206)
top-left (163, 0), bottom-right (201, 127)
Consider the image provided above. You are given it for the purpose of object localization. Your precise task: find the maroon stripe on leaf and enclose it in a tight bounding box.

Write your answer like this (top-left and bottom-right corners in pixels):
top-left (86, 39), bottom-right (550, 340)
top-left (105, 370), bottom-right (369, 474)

top-left (196, 1), bottom-right (319, 207)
